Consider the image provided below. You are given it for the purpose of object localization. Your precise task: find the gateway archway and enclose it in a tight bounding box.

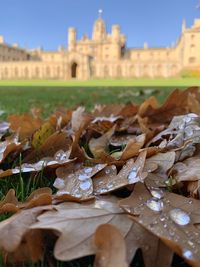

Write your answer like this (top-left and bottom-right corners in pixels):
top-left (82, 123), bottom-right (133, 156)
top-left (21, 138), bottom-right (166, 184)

top-left (71, 62), bottom-right (78, 78)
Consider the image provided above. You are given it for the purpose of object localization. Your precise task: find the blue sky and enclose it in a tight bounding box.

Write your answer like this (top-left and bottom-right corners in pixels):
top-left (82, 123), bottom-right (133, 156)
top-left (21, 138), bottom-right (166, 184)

top-left (0, 0), bottom-right (199, 50)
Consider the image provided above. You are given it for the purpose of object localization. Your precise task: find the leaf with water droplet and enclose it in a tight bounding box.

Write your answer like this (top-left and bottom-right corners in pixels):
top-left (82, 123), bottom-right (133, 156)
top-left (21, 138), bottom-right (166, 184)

top-left (93, 151), bottom-right (149, 195)
top-left (119, 183), bottom-right (200, 267)
top-left (94, 224), bottom-right (128, 267)
top-left (55, 163), bottom-right (106, 200)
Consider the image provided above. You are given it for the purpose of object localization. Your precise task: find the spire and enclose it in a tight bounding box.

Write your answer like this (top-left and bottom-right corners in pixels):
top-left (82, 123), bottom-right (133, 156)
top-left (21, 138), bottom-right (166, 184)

top-left (92, 10), bottom-right (106, 41)
top-left (182, 19), bottom-right (186, 33)
top-left (98, 9), bottom-right (103, 18)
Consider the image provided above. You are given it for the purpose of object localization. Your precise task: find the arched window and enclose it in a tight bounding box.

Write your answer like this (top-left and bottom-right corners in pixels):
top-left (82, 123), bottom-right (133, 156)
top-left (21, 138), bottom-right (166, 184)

top-left (189, 57), bottom-right (196, 63)
top-left (130, 65), bottom-right (135, 76)
top-left (57, 66), bottom-right (61, 77)
top-left (156, 65), bottom-right (163, 77)
top-left (46, 66), bottom-right (51, 77)
top-left (14, 67), bottom-right (18, 77)
top-left (116, 65), bottom-right (122, 77)
top-left (24, 67), bottom-right (29, 78)
top-left (104, 66), bottom-right (109, 77)
top-left (35, 67), bottom-right (40, 77)
top-left (172, 65), bottom-right (177, 76)
top-left (190, 44), bottom-right (195, 54)
top-left (4, 68), bottom-right (8, 78)
top-left (143, 65), bottom-right (149, 77)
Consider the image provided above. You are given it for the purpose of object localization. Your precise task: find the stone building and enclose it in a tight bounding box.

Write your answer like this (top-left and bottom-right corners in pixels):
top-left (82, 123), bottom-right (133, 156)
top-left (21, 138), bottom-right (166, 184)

top-left (0, 15), bottom-right (200, 80)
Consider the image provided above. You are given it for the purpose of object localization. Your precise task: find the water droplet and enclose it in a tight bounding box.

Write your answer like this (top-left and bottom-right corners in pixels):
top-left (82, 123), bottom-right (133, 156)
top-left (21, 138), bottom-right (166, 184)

top-left (150, 189), bottom-right (165, 199)
top-left (169, 229), bottom-right (175, 236)
top-left (53, 178), bottom-right (65, 189)
top-left (78, 173), bottom-right (89, 181)
top-left (185, 127), bottom-right (193, 137)
top-left (159, 215), bottom-right (165, 222)
top-left (55, 150), bottom-right (68, 161)
top-left (188, 199), bottom-right (193, 204)
top-left (188, 240), bottom-right (194, 247)
top-left (74, 193), bottom-right (82, 198)
top-left (111, 165), bottom-right (116, 170)
top-left (188, 113), bottom-right (198, 118)
top-left (97, 188), bottom-right (108, 194)
top-left (182, 249), bottom-right (193, 260)
top-left (107, 182), bottom-right (113, 189)
top-left (80, 180), bottom-right (92, 190)
top-left (169, 208), bottom-right (190, 226)
top-left (96, 164), bottom-right (104, 171)
top-left (123, 205), bottom-right (132, 213)
top-left (163, 223), bottom-right (167, 228)
top-left (105, 169), bottom-right (111, 174)
top-left (84, 167), bottom-right (93, 174)
top-left (128, 168), bottom-right (139, 183)
top-left (146, 198), bottom-right (164, 212)
top-left (184, 116), bottom-right (192, 123)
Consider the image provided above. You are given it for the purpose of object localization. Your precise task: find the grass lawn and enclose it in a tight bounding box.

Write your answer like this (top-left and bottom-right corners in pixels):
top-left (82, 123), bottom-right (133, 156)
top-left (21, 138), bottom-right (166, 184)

top-left (0, 85), bottom-right (192, 119)
top-left (0, 85), bottom-right (193, 267)
top-left (0, 77), bottom-right (200, 87)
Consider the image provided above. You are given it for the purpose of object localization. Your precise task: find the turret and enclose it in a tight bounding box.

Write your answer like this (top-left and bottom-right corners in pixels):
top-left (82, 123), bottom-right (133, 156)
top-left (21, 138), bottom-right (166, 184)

top-left (112, 25), bottom-right (120, 42)
top-left (68, 27), bottom-right (76, 51)
top-left (182, 19), bottom-right (186, 33)
top-left (92, 18), bottom-right (106, 41)
top-left (0, 36), bottom-right (4, 44)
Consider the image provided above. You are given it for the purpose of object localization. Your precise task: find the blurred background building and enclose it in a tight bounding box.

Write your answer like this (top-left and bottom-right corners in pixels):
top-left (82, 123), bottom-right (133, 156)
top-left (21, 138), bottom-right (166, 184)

top-left (0, 15), bottom-right (200, 80)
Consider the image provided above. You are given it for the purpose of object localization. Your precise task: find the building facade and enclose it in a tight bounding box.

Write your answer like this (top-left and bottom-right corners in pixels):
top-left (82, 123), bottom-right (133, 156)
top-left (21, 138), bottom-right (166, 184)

top-left (0, 17), bottom-right (200, 80)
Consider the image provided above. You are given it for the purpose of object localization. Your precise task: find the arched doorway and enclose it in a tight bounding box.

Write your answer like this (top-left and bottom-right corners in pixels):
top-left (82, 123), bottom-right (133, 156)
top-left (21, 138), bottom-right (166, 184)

top-left (71, 62), bottom-right (78, 78)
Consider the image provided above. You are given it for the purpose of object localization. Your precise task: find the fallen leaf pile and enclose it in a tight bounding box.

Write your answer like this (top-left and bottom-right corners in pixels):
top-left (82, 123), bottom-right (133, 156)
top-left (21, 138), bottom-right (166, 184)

top-left (1, 87), bottom-right (200, 266)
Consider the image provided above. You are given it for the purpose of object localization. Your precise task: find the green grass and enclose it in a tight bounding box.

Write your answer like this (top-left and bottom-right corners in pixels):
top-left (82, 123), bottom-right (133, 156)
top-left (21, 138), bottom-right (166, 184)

top-left (0, 86), bottom-right (189, 119)
top-left (0, 85), bottom-right (192, 267)
top-left (0, 77), bottom-right (200, 87)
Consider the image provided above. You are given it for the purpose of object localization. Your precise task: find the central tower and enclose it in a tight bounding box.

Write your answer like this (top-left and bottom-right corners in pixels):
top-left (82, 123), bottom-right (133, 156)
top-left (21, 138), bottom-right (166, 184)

top-left (92, 10), bottom-right (106, 41)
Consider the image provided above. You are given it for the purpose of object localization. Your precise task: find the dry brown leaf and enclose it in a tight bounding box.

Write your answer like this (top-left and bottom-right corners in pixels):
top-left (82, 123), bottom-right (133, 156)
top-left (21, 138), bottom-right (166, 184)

top-left (94, 224), bottom-right (128, 267)
top-left (0, 189), bottom-right (19, 213)
top-left (0, 188), bottom-right (52, 213)
top-left (120, 183), bottom-right (200, 267)
top-left (146, 152), bottom-right (176, 175)
top-left (89, 126), bottom-right (115, 158)
top-left (141, 87), bottom-right (198, 123)
top-left (24, 131), bottom-right (72, 162)
top-left (93, 151), bottom-right (149, 194)
top-left (3, 229), bottom-right (44, 263)
top-left (9, 113), bottom-right (43, 140)
top-left (54, 164), bottom-right (106, 199)
top-left (172, 157), bottom-right (200, 182)
top-left (0, 135), bottom-right (22, 164)
top-left (0, 206), bottom-right (52, 253)
top-left (29, 197), bottom-right (173, 266)
top-left (138, 96), bottom-right (159, 117)
top-left (120, 134), bottom-right (146, 160)
top-left (0, 149), bottom-right (75, 179)
top-left (148, 113), bottom-right (200, 161)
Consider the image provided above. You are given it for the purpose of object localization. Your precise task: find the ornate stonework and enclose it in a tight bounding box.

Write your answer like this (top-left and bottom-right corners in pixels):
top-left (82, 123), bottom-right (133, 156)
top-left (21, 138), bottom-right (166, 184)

top-left (0, 16), bottom-right (200, 80)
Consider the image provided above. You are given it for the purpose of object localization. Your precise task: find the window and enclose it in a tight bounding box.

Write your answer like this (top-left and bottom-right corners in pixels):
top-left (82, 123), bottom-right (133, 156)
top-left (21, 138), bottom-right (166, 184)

top-left (189, 57), bottom-right (196, 63)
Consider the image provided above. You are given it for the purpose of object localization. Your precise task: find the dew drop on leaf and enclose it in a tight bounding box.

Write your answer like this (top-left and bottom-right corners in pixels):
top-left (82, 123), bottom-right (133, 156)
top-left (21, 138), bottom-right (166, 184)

top-left (84, 167), bottom-right (93, 174)
top-left (80, 180), bottom-right (92, 190)
top-left (78, 173), bottom-right (89, 181)
top-left (150, 189), bottom-right (165, 199)
top-left (169, 208), bottom-right (190, 226)
top-left (53, 178), bottom-right (65, 189)
top-left (146, 198), bottom-right (164, 212)
top-left (182, 249), bottom-right (193, 260)
top-left (127, 168), bottom-right (138, 183)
